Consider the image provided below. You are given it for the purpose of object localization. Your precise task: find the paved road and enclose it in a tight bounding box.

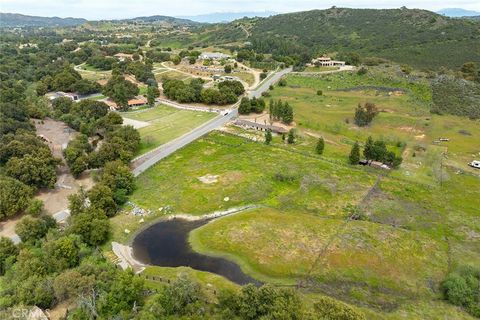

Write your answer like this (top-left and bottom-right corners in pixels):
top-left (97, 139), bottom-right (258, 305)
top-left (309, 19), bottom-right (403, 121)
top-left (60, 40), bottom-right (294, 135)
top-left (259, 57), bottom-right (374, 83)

top-left (248, 67), bottom-right (292, 98)
top-left (132, 108), bottom-right (239, 176)
top-left (131, 68), bottom-right (292, 176)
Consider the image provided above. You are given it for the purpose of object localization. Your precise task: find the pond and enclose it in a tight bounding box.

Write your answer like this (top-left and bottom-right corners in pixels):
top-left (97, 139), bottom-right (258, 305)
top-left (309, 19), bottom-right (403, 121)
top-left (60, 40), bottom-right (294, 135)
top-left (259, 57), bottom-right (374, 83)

top-left (132, 218), bottom-right (261, 286)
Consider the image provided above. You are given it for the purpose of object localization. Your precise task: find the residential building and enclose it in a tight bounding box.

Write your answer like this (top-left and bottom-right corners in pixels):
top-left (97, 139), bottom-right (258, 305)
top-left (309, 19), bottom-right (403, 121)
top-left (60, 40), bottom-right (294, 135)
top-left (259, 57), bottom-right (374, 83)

top-left (234, 119), bottom-right (288, 134)
top-left (310, 56), bottom-right (345, 67)
top-left (199, 52), bottom-right (231, 60)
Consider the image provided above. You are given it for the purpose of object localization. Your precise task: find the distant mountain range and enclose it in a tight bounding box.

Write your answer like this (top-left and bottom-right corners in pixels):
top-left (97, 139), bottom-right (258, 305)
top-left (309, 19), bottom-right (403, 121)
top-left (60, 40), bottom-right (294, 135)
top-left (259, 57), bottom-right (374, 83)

top-left (178, 11), bottom-right (277, 23)
top-left (0, 12), bottom-right (86, 27)
top-left (437, 8), bottom-right (480, 17)
top-left (116, 15), bottom-right (200, 26)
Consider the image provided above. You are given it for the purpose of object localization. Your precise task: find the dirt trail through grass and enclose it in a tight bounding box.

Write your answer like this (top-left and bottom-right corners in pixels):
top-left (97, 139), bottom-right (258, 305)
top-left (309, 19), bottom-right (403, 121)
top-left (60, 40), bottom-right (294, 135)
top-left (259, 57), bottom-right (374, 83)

top-left (302, 175), bottom-right (383, 286)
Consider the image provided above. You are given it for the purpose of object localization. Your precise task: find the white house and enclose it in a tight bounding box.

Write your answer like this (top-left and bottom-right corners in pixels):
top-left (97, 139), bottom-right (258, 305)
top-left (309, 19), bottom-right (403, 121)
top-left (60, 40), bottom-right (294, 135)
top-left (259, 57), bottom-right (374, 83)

top-left (199, 52), bottom-right (230, 60)
top-left (310, 56), bottom-right (345, 67)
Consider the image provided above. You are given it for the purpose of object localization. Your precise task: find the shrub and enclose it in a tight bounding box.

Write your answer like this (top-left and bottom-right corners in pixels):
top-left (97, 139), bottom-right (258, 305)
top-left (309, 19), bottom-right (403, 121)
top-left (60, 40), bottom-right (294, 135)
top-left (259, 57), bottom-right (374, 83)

top-left (442, 266), bottom-right (480, 317)
top-left (354, 102), bottom-right (378, 127)
top-left (313, 296), bottom-right (366, 320)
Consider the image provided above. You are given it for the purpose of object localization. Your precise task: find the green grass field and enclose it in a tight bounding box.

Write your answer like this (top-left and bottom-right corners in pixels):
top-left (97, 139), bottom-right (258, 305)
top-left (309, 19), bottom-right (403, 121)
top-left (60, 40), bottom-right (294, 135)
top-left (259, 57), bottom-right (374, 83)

top-left (112, 66), bottom-right (479, 319)
top-left (121, 104), bottom-right (216, 155)
top-left (270, 70), bottom-right (480, 179)
top-left (129, 131), bottom-right (376, 215)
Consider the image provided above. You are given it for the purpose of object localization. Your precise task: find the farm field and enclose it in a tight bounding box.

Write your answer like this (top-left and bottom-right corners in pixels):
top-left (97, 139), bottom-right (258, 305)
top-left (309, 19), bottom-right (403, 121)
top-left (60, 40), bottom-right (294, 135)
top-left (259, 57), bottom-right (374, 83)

top-left (121, 104), bottom-right (216, 155)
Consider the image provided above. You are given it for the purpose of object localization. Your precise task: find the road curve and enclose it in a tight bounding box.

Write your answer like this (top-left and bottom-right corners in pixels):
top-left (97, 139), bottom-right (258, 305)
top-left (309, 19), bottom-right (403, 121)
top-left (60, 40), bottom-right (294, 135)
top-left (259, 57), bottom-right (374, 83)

top-left (248, 67), bottom-right (292, 99)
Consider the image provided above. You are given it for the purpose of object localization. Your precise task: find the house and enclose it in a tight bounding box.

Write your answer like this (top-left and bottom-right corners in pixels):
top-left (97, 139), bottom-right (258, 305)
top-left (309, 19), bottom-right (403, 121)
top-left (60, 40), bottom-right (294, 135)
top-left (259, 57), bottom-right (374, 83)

top-left (199, 52), bottom-right (230, 60)
top-left (114, 53), bottom-right (133, 62)
top-left (234, 119), bottom-right (288, 134)
top-left (128, 97), bottom-right (148, 107)
top-left (104, 97), bottom-right (148, 111)
top-left (46, 91), bottom-right (80, 101)
top-left (310, 56), bottom-right (345, 67)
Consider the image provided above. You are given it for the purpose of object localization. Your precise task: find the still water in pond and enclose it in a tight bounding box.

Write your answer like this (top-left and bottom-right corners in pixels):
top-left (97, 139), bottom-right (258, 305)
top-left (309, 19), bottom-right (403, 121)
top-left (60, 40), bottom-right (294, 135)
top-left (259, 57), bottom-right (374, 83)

top-left (132, 218), bottom-right (261, 286)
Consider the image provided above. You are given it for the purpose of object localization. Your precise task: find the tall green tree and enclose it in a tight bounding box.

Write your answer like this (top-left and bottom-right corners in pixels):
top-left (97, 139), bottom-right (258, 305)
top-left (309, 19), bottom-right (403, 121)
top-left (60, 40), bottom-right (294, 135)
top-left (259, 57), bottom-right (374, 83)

top-left (349, 142), bottom-right (360, 165)
top-left (363, 136), bottom-right (374, 160)
top-left (265, 130), bottom-right (272, 145)
top-left (316, 137), bottom-right (325, 155)
top-left (287, 129), bottom-right (295, 144)
top-left (147, 85), bottom-right (160, 107)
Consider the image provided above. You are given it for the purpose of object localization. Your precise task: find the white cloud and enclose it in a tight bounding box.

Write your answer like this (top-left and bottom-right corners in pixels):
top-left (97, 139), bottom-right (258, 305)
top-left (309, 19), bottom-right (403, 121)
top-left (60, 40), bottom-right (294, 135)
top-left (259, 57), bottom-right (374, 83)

top-left (0, 0), bottom-right (479, 19)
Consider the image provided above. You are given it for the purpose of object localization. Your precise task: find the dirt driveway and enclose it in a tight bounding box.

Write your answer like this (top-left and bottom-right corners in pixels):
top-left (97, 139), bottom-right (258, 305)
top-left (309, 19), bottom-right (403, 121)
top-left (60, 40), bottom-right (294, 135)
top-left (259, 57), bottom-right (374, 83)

top-left (34, 118), bottom-right (94, 214)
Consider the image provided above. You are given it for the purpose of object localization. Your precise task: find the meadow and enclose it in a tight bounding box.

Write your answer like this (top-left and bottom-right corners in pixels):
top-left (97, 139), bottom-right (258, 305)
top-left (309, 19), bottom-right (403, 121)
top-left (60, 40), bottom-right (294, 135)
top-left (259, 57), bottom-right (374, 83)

top-left (112, 67), bottom-right (479, 319)
top-left (114, 129), bottom-right (479, 318)
top-left (269, 69), bottom-right (480, 179)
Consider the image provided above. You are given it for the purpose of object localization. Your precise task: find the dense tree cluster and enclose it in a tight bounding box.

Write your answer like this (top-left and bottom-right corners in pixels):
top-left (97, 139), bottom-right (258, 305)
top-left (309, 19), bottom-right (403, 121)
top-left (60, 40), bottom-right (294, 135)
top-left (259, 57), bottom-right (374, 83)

top-left (126, 60), bottom-right (155, 84)
top-left (38, 65), bottom-right (100, 95)
top-left (1, 130), bottom-right (59, 190)
top-left (238, 97), bottom-right (266, 114)
top-left (0, 176), bottom-right (33, 219)
top-left (64, 120), bottom-right (140, 176)
top-left (163, 78), bottom-right (244, 105)
top-left (102, 75), bottom-right (140, 109)
top-left (145, 49), bottom-right (171, 62)
top-left (354, 102), bottom-right (378, 126)
top-left (53, 98), bottom-right (109, 134)
top-left (269, 99), bottom-right (294, 124)
top-left (86, 55), bottom-right (117, 70)
top-left (363, 136), bottom-right (403, 168)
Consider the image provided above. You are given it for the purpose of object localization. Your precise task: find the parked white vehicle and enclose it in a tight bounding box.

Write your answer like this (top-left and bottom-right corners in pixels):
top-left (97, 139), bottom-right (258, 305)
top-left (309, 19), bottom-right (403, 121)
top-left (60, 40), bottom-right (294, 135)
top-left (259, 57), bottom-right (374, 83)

top-left (469, 160), bottom-right (480, 169)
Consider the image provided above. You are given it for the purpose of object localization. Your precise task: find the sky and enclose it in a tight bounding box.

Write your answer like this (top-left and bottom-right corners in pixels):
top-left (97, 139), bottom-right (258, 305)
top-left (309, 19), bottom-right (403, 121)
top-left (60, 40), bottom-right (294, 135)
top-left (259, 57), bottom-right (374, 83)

top-left (1, 0), bottom-right (479, 20)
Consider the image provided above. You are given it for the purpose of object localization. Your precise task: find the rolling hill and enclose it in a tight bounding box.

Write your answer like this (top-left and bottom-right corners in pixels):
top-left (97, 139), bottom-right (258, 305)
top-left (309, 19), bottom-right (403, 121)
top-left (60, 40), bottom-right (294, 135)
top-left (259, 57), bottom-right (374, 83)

top-left (179, 11), bottom-right (277, 23)
top-left (0, 12), bottom-right (86, 27)
top-left (118, 15), bottom-right (200, 26)
top-left (198, 7), bottom-right (480, 70)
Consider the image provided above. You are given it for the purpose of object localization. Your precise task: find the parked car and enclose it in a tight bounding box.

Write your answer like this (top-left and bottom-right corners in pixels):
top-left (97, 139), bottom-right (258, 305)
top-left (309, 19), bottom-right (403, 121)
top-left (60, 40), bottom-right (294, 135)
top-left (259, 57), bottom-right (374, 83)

top-left (469, 160), bottom-right (480, 169)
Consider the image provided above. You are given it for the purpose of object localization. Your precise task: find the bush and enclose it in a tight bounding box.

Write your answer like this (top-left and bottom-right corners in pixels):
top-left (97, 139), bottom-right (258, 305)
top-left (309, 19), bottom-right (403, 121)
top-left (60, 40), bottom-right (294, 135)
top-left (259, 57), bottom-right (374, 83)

top-left (313, 296), bottom-right (366, 320)
top-left (357, 66), bottom-right (368, 75)
top-left (317, 89), bottom-right (323, 95)
top-left (354, 102), bottom-right (378, 126)
top-left (442, 266), bottom-right (480, 317)
top-left (25, 199), bottom-right (44, 216)
top-left (432, 75), bottom-right (480, 119)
